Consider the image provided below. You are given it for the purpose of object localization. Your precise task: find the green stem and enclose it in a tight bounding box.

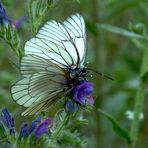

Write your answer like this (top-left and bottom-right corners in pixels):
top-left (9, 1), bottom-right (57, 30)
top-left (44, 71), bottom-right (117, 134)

top-left (29, 0), bottom-right (35, 36)
top-left (50, 114), bottom-right (70, 141)
top-left (130, 80), bottom-right (145, 148)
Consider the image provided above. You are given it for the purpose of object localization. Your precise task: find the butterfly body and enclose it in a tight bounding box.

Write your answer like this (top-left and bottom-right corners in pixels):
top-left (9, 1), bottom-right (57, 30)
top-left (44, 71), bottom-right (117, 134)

top-left (11, 13), bottom-right (89, 115)
top-left (68, 66), bottom-right (87, 80)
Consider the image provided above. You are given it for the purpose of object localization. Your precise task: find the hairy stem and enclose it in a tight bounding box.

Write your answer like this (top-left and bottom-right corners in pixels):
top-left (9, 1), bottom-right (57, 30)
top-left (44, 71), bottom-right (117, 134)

top-left (50, 114), bottom-right (70, 141)
top-left (130, 74), bottom-right (145, 147)
top-left (28, 0), bottom-right (35, 36)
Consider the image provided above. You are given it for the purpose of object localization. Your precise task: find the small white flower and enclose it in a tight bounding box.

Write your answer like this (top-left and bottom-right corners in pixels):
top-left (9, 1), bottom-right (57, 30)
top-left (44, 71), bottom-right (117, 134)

top-left (125, 110), bottom-right (144, 121)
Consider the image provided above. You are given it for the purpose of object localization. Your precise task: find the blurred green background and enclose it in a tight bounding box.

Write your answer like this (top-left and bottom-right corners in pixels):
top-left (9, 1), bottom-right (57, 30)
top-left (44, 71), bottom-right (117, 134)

top-left (0, 0), bottom-right (148, 147)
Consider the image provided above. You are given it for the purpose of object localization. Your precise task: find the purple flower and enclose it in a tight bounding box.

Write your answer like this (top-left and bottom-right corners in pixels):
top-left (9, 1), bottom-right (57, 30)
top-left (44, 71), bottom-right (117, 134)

top-left (1, 108), bottom-right (15, 135)
top-left (28, 116), bottom-right (42, 134)
top-left (34, 118), bottom-right (52, 138)
top-left (11, 16), bottom-right (27, 29)
top-left (66, 100), bottom-right (78, 113)
top-left (19, 123), bottom-right (29, 139)
top-left (73, 81), bottom-right (94, 106)
top-left (0, 2), bottom-right (8, 24)
top-left (19, 116), bottom-right (41, 139)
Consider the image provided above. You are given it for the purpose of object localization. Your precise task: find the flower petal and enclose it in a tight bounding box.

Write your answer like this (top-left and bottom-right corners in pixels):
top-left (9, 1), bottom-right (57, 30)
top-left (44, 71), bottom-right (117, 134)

top-left (0, 2), bottom-right (8, 24)
top-left (1, 108), bottom-right (15, 135)
top-left (34, 118), bottom-right (52, 138)
top-left (28, 116), bottom-right (42, 134)
top-left (19, 123), bottom-right (29, 139)
top-left (73, 81), bottom-right (93, 106)
top-left (66, 100), bottom-right (78, 113)
top-left (88, 96), bottom-right (94, 105)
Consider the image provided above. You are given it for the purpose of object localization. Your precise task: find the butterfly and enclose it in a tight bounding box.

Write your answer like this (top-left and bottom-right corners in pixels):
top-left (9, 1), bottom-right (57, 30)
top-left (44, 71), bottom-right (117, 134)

top-left (11, 13), bottom-right (91, 116)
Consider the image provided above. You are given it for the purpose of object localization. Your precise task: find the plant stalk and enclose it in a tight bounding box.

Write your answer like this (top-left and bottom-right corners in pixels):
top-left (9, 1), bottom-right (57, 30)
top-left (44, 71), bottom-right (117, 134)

top-left (130, 80), bottom-right (145, 148)
top-left (50, 114), bottom-right (70, 141)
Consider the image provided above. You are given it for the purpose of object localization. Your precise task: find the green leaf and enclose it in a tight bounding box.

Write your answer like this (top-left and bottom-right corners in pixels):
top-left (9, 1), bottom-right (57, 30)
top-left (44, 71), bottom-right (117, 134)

top-left (97, 23), bottom-right (144, 39)
top-left (51, 109), bottom-right (66, 131)
top-left (0, 122), bottom-right (7, 142)
top-left (58, 130), bottom-right (87, 147)
top-left (68, 118), bottom-right (88, 130)
top-left (6, 24), bottom-right (12, 40)
top-left (29, 0), bottom-right (50, 35)
top-left (98, 109), bottom-right (131, 144)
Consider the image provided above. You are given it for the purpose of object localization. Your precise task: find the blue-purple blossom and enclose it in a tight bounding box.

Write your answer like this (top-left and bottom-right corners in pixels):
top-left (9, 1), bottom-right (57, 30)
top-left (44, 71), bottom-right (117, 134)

top-left (73, 81), bottom-right (94, 106)
top-left (0, 2), bottom-right (8, 24)
top-left (19, 116), bottom-right (41, 139)
top-left (66, 100), bottom-right (78, 113)
top-left (34, 118), bottom-right (52, 138)
top-left (0, 108), bottom-right (53, 146)
top-left (28, 116), bottom-right (42, 134)
top-left (1, 108), bottom-right (15, 135)
top-left (19, 123), bottom-right (29, 139)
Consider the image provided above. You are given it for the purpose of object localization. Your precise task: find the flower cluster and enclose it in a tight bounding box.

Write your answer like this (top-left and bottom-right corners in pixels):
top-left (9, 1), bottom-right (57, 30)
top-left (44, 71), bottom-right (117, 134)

top-left (19, 116), bottom-right (53, 139)
top-left (0, 108), bottom-right (53, 146)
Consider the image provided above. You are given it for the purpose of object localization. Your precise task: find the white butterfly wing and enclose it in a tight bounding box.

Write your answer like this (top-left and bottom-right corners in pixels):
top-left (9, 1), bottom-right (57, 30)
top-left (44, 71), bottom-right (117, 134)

top-left (20, 55), bottom-right (65, 76)
top-left (63, 14), bottom-right (86, 64)
top-left (25, 13), bottom-right (86, 68)
top-left (21, 94), bottom-right (63, 116)
top-left (24, 38), bottom-right (74, 68)
top-left (11, 55), bottom-right (68, 115)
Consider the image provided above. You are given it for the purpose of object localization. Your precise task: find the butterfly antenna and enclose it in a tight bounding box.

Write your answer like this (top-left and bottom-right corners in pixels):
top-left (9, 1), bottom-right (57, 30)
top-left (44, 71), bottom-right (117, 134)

top-left (87, 68), bottom-right (114, 81)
